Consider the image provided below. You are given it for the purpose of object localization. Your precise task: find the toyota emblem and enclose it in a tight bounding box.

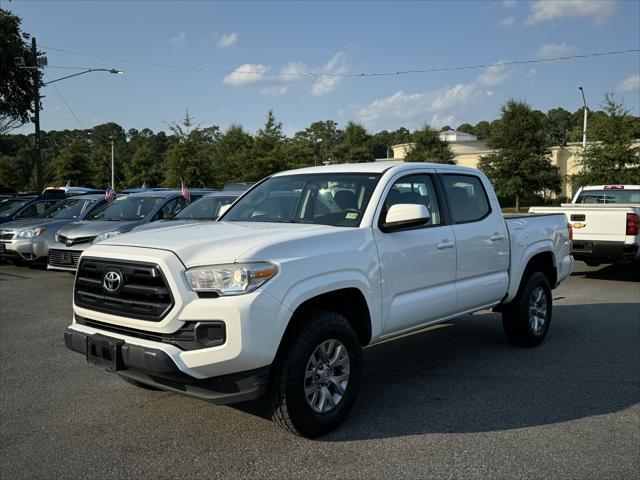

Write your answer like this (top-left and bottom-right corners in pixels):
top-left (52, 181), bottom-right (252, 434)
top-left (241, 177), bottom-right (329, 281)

top-left (102, 270), bottom-right (123, 294)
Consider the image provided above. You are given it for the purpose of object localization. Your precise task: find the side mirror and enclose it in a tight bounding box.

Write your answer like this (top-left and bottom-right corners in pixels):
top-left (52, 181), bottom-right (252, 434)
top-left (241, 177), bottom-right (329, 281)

top-left (218, 204), bottom-right (231, 218)
top-left (382, 204), bottom-right (430, 232)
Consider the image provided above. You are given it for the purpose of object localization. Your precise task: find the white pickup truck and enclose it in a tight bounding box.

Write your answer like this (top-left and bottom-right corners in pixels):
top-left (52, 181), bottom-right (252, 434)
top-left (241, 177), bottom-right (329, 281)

top-left (529, 185), bottom-right (640, 266)
top-left (64, 162), bottom-right (572, 437)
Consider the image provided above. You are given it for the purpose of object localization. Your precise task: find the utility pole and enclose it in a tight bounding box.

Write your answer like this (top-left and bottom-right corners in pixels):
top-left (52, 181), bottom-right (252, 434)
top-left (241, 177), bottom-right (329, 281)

top-left (579, 87), bottom-right (588, 149)
top-left (31, 37), bottom-right (43, 190)
top-left (111, 139), bottom-right (115, 189)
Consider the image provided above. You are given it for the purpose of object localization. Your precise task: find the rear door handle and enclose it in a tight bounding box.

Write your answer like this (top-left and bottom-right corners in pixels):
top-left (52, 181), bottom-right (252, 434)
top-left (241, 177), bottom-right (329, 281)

top-left (490, 234), bottom-right (505, 242)
top-left (437, 240), bottom-right (455, 249)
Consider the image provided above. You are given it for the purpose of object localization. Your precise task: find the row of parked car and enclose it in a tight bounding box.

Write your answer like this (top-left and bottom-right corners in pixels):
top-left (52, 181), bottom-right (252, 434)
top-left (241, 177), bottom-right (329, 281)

top-left (0, 185), bottom-right (249, 270)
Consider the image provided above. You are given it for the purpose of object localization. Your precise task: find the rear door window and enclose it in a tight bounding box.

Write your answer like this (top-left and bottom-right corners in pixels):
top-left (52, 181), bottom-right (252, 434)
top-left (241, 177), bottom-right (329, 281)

top-left (442, 174), bottom-right (491, 224)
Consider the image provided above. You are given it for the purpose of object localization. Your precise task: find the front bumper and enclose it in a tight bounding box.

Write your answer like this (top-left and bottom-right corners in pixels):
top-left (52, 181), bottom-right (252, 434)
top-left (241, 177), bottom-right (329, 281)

top-left (0, 237), bottom-right (49, 262)
top-left (64, 328), bottom-right (270, 404)
top-left (48, 243), bottom-right (90, 271)
top-left (571, 240), bottom-right (639, 263)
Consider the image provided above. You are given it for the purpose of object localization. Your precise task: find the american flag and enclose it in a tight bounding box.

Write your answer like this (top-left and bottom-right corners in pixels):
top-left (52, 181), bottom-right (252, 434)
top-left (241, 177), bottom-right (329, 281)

top-left (180, 179), bottom-right (191, 202)
top-left (105, 185), bottom-right (116, 202)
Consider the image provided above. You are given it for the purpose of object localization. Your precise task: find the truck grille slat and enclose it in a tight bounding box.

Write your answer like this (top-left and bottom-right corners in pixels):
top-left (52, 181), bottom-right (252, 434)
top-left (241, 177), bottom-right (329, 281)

top-left (74, 258), bottom-right (174, 321)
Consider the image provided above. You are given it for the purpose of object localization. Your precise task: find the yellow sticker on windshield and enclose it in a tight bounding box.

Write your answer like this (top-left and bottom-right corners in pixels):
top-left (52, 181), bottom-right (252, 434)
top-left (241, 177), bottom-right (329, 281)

top-left (346, 212), bottom-right (358, 220)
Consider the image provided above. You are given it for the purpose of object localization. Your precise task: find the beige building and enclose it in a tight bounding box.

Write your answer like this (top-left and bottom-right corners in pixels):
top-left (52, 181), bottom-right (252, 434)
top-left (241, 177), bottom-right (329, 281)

top-left (389, 129), bottom-right (633, 199)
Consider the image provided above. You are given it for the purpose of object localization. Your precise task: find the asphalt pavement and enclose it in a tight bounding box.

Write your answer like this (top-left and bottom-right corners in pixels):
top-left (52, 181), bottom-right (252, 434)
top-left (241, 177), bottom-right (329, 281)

top-left (0, 262), bottom-right (638, 479)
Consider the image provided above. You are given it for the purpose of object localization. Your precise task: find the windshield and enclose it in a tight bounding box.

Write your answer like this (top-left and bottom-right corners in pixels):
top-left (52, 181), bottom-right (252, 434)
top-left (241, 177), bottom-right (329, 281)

top-left (223, 173), bottom-right (381, 227)
top-left (86, 196), bottom-right (165, 221)
top-left (0, 198), bottom-right (31, 217)
top-left (575, 189), bottom-right (640, 204)
top-left (175, 195), bottom-right (238, 220)
top-left (39, 198), bottom-right (98, 219)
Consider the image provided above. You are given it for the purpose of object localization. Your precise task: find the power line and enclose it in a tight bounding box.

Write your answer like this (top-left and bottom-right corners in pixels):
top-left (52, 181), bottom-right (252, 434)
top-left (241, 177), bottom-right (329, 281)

top-left (39, 44), bottom-right (639, 78)
top-left (46, 75), bottom-right (85, 129)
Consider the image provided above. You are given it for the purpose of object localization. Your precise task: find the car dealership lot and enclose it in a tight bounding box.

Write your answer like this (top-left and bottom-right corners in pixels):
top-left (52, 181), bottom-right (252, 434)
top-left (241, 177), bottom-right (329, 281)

top-left (0, 262), bottom-right (638, 479)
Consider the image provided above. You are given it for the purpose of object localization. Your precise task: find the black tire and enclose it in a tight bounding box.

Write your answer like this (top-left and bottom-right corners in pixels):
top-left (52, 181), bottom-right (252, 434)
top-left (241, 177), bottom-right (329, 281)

top-left (266, 310), bottom-right (362, 438)
top-left (502, 271), bottom-right (552, 347)
top-left (121, 376), bottom-right (162, 391)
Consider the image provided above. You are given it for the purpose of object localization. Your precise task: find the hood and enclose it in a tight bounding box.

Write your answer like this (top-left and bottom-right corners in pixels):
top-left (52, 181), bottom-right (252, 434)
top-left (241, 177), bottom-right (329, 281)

top-left (130, 219), bottom-right (209, 233)
top-left (57, 219), bottom-right (141, 238)
top-left (0, 218), bottom-right (56, 231)
top-left (103, 221), bottom-right (341, 267)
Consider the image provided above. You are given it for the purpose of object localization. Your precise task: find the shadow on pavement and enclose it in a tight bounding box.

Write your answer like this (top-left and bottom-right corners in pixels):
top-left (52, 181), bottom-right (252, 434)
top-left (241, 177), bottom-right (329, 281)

top-left (571, 262), bottom-right (639, 282)
top-left (232, 303), bottom-right (639, 441)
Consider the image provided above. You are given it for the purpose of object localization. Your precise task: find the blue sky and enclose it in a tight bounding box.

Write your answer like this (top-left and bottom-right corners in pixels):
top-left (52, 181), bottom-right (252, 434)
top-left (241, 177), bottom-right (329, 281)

top-left (7, 0), bottom-right (640, 135)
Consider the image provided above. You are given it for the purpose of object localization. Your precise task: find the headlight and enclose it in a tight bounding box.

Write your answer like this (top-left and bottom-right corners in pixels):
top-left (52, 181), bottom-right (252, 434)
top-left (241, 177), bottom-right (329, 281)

top-left (184, 262), bottom-right (278, 295)
top-left (17, 227), bottom-right (48, 238)
top-left (93, 231), bottom-right (122, 244)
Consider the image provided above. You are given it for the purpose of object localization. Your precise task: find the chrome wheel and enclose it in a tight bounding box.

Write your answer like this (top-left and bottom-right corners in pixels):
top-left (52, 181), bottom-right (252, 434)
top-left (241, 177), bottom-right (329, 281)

top-left (304, 339), bottom-right (350, 414)
top-left (528, 286), bottom-right (548, 334)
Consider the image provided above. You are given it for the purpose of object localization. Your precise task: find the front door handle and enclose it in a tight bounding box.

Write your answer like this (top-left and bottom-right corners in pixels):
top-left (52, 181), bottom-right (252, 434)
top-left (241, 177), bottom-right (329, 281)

top-left (437, 240), bottom-right (455, 249)
top-left (490, 234), bottom-right (505, 242)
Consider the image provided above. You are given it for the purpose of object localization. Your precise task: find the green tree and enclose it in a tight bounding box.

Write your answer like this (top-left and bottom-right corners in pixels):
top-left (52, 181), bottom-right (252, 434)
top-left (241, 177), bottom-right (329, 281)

top-left (215, 124), bottom-right (255, 183)
top-left (247, 110), bottom-right (285, 180)
top-left (571, 94), bottom-right (640, 188)
top-left (163, 111), bottom-right (216, 187)
top-left (478, 99), bottom-right (561, 211)
top-left (0, 9), bottom-right (43, 134)
top-left (456, 123), bottom-right (475, 135)
top-left (0, 147), bottom-right (35, 190)
top-left (404, 124), bottom-right (454, 164)
top-left (474, 120), bottom-right (493, 140)
top-left (545, 107), bottom-right (572, 146)
top-left (51, 140), bottom-right (92, 185)
top-left (333, 122), bottom-right (373, 163)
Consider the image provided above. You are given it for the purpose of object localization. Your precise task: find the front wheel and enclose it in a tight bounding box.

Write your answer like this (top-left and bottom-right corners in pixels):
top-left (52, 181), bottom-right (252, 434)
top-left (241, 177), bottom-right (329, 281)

top-left (266, 310), bottom-right (362, 438)
top-left (502, 272), bottom-right (552, 347)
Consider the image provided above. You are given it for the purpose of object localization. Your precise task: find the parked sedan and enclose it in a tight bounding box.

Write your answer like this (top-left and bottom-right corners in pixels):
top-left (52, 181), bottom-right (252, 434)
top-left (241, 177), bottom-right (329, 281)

top-left (0, 195), bottom-right (107, 266)
top-left (130, 191), bottom-right (241, 233)
top-left (48, 191), bottom-right (209, 271)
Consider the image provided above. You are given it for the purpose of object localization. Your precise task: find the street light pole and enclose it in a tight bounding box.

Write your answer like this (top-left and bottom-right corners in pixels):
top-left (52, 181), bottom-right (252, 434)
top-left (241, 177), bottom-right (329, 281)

top-left (579, 87), bottom-right (588, 149)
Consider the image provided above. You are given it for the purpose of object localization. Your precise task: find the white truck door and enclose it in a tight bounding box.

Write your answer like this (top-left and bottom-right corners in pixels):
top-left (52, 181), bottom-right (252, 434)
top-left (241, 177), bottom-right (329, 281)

top-left (440, 173), bottom-right (509, 312)
top-left (373, 172), bottom-right (457, 336)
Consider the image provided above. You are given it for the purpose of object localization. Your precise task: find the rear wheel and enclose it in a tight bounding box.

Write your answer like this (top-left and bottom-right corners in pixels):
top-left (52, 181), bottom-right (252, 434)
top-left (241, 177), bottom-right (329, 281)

top-left (266, 310), bottom-right (362, 438)
top-left (502, 272), bottom-right (552, 347)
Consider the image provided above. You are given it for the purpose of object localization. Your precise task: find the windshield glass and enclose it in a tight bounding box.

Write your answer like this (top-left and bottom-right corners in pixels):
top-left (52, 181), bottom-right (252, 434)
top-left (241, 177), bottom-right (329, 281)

top-left (223, 173), bottom-right (381, 227)
top-left (39, 198), bottom-right (98, 219)
top-left (175, 195), bottom-right (238, 220)
top-left (575, 189), bottom-right (640, 204)
top-left (86, 196), bottom-right (165, 221)
top-left (0, 198), bottom-right (31, 217)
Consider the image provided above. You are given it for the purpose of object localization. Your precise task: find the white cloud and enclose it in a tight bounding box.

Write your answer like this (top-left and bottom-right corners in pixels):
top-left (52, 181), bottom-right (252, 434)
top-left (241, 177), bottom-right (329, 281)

top-left (222, 63), bottom-right (270, 86)
top-left (170, 32), bottom-right (186, 46)
top-left (311, 51), bottom-right (348, 96)
top-left (217, 32), bottom-right (238, 49)
top-left (525, 0), bottom-right (616, 25)
top-left (477, 62), bottom-right (511, 87)
top-left (536, 43), bottom-right (576, 58)
top-left (502, 0), bottom-right (517, 7)
top-left (500, 16), bottom-right (516, 27)
top-left (617, 73), bottom-right (640, 92)
top-left (355, 63), bottom-right (512, 130)
top-left (222, 52), bottom-right (348, 96)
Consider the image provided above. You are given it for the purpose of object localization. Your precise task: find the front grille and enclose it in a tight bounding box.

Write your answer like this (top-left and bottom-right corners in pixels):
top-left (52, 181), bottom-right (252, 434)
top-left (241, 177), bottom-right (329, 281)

top-left (74, 258), bottom-right (174, 321)
top-left (74, 316), bottom-right (225, 350)
top-left (0, 230), bottom-right (16, 240)
top-left (49, 249), bottom-right (82, 269)
top-left (57, 234), bottom-right (95, 246)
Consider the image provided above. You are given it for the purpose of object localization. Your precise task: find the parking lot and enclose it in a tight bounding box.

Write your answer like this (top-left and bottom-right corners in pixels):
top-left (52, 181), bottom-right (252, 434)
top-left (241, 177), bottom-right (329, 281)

top-left (0, 261), bottom-right (638, 479)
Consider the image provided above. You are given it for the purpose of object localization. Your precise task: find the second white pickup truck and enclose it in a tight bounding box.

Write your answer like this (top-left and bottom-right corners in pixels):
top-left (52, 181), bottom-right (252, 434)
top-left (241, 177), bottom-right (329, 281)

top-left (64, 162), bottom-right (573, 437)
top-left (530, 185), bottom-right (640, 266)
